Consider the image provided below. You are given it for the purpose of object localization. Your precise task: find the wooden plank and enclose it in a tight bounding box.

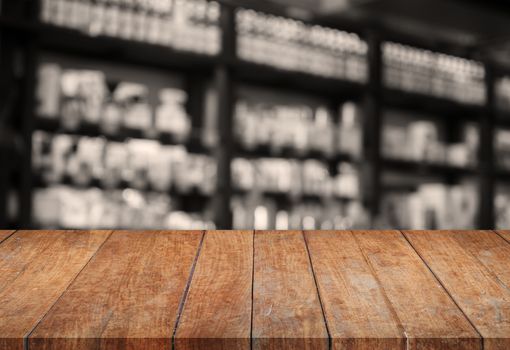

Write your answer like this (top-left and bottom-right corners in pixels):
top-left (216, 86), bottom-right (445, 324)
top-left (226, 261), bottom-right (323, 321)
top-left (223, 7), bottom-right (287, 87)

top-left (448, 230), bottom-right (510, 287)
top-left (496, 230), bottom-right (510, 244)
top-left (0, 230), bottom-right (15, 244)
top-left (305, 230), bottom-right (405, 350)
top-left (0, 230), bottom-right (111, 350)
top-left (404, 230), bottom-right (510, 350)
top-left (174, 230), bottom-right (253, 350)
top-left (252, 231), bottom-right (329, 350)
top-left (29, 230), bottom-right (203, 350)
top-left (354, 230), bottom-right (480, 350)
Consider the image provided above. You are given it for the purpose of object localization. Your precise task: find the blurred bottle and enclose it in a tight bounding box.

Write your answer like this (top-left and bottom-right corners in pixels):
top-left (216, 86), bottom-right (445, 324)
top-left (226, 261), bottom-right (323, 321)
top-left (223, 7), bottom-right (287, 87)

top-left (383, 42), bottom-right (485, 105)
top-left (236, 9), bottom-right (367, 81)
top-left (40, 0), bottom-right (221, 55)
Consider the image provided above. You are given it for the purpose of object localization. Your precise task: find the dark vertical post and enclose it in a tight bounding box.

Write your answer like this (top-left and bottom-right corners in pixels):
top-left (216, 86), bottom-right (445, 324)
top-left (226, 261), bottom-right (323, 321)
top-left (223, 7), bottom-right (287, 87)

top-left (478, 63), bottom-right (495, 229)
top-left (0, 8), bottom-right (6, 227)
top-left (212, 3), bottom-right (236, 229)
top-left (185, 74), bottom-right (206, 151)
top-left (0, 149), bottom-right (7, 227)
top-left (0, 0), bottom-right (38, 228)
top-left (18, 41), bottom-right (37, 228)
top-left (362, 30), bottom-right (383, 226)
top-left (17, 0), bottom-right (39, 228)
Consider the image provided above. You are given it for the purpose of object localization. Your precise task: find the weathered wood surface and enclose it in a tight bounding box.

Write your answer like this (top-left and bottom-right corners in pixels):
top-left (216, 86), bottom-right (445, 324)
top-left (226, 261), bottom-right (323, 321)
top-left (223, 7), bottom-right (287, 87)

top-left (497, 230), bottom-right (510, 244)
top-left (252, 231), bottom-right (328, 350)
top-left (305, 230), bottom-right (405, 350)
top-left (354, 230), bottom-right (480, 350)
top-left (174, 231), bottom-right (253, 350)
top-left (0, 230), bottom-right (111, 350)
top-left (0, 230), bottom-right (15, 244)
top-left (405, 230), bottom-right (510, 350)
top-left (30, 230), bottom-right (202, 350)
top-left (0, 230), bottom-right (508, 349)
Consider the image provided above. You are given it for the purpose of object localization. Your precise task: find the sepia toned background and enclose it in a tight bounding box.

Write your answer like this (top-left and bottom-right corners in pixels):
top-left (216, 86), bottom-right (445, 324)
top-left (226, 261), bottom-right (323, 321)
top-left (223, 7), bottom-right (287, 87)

top-left (1, 0), bottom-right (509, 230)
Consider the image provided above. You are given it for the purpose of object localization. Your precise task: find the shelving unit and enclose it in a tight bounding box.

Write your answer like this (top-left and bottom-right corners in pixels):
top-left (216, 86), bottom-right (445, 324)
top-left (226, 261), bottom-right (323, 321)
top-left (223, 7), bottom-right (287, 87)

top-left (0, 0), bottom-right (504, 229)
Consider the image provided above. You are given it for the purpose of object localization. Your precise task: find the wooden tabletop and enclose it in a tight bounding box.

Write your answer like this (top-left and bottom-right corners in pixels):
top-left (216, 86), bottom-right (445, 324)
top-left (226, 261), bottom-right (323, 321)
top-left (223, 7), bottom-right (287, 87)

top-left (0, 230), bottom-right (509, 350)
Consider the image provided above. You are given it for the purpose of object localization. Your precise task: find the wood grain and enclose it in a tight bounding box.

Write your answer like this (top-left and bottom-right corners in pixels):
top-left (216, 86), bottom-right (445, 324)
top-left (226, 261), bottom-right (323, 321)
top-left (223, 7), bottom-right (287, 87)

top-left (354, 230), bottom-right (480, 350)
top-left (29, 230), bottom-right (202, 350)
top-left (0, 230), bottom-right (111, 350)
top-left (404, 230), bottom-right (510, 350)
top-left (174, 230), bottom-right (253, 350)
top-left (2, 229), bottom-right (510, 349)
top-left (0, 230), bottom-right (15, 244)
top-left (447, 230), bottom-right (510, 287)
top-left (496, 230), bottom-right (510, 244)
top-left (305, 230), bottom-right (405, 350)
top-left (252, 231), bottom-right (328, 350)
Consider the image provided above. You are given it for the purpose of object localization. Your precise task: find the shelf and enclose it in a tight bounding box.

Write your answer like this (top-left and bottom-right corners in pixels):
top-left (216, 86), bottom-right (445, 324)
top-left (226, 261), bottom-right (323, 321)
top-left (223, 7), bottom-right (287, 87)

top-left (496, 169), bottom-right (510, 183)
top-left (33, 175), bottom-right (212, 200)
top-left (233, 188), bottom-right (356, 203)
top-left (382, 158), bottom-right (476, 177)
top-left (35, 118), bottom-right (210, 154)
top-left (496, 111), bottom-right (510, 128)
top-left (0, 16), bottom-right (35, 32)
top-left (383, 88), bottom-right (484, 120)
top-left (382, 183), bottom-right (420, 192)
top-left (234, 143), bottom-right (355, 163)
top-left (231, 59), bottom-right (365, 100)
top-left (37, 24), bottom-right (218, 72)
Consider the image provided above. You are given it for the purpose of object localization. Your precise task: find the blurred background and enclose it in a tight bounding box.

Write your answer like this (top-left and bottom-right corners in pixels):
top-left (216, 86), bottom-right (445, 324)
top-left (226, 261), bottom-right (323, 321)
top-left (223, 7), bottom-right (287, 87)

top-left (0, 0), bottom-right (509, 230)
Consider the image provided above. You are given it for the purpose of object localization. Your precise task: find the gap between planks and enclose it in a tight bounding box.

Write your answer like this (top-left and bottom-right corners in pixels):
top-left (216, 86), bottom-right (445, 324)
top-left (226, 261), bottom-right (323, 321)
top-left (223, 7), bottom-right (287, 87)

top-left (303, 231), bottom-right (333, 350)
top-left (0, 230), bottom-right (17, 245)
top-left (350, 231), bottom-right (408, 345)
top-left (400, 230), bottom-right (484, 349)
top-left (453, 230), bottom-right (510, 300)
top-left (250, 230), bottom-right (255, 350)
top-left (494, 230), bottom-right (510, 245)
top-left (23, 230), bottom-right (115, 350)
top-left (171, 230), bottom-right (206, 350)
